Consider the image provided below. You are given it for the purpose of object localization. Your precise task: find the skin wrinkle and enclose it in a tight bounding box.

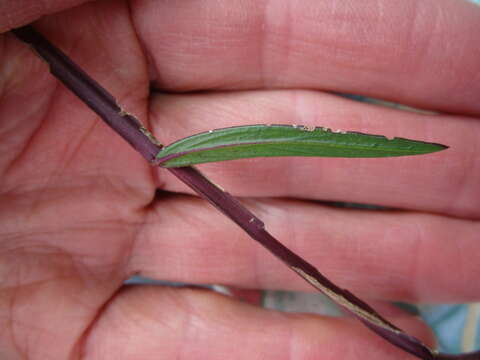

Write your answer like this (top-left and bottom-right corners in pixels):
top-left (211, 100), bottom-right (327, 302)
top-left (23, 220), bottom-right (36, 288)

top-left (76, 286), bottom-right (125, 360)
top-left (399, 1), bottom-right (427, 83)
top-left (17, 190), bottom-right (89, 234)
top-left (447, 137), bottom-right (479, 218)
top-left (0, 60), bottom-right (57, 174)
top-left (4, 243), bottom-right (75, 289)
top-left (66, 230), bottom-right (134, 280)
top-left (418, 216), bottom-right (479, 301)
top-left (159, 288), bottom-right (191, 335)
top-left (447, 229), bottom-right (471, 300)
top-left (175, 290), bottom-right (292, 359)
top-left (2, 80), bottom-right (59, 182)
top-left (122, 211), bottom-right (150, 281)
top-left (108, 17), bottom-right (150, 115)
top-left (127, 196), bottom-right (172, 276)
top-left (419, 3), bottom-right (478, 110)
top-left (293, 1), bottom-right (371, 75)
top-left (106, 287), bottom-right (190, 359)
top-left (77, 287), bottom-right (133, 359)
top-left (8, 286), bottom-right (27, 359)
top-left (289, 315), bottom-right (321, 360)
top-left (0, 177), bottom-right (150, 232)
top-left (262, 0), bottom-right (294, 88)
top-left (403, 217), bottom-right (425, 302)
top-left (258, 0), bottom-right (268, 89)
top-left (5, 97), bottom-right (58, 177)
top-left (95, 175), bottom-right (149, 214)
top-left (174, 291), bottom-right (220, 359)
top-left (414, 2), bottom-right (440, 75)
top-left (376, 0), bottom-right (412, 77)
top-left (53, 117), bottom-right (99, 179)
top-left (286, 314), bottom-right (295, 360)
top-left (327, 0), bottom-right (368, 63)
top-left (8, 265), bottom-right (71, 358)
top-left (426, 4), bottom-right (452, 82)
top-left (177, 291), bottom-right (202, 360)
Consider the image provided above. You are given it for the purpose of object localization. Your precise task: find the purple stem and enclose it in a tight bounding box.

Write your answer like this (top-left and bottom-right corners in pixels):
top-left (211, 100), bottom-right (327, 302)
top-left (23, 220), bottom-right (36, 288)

top-left (169, 166), bottom-right (434, 360)
top-left (11, 25), bottom-right (480, 360)
top-left (12, 26), bottom-right (162, 162)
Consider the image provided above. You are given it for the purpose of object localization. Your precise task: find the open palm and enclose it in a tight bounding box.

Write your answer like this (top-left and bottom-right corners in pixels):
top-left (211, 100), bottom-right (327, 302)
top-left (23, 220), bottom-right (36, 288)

top-left (1, 0), bottom-right (479, 359)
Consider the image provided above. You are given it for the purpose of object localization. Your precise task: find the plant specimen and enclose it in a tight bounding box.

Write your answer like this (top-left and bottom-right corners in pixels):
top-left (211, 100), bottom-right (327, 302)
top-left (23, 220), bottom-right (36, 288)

top-left (11, 25), bottom-right (479, 360)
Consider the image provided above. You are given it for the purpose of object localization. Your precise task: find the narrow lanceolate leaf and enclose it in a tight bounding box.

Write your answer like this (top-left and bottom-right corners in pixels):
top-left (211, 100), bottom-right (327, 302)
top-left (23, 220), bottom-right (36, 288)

top-left (156, 124), bottom-right (447, 167)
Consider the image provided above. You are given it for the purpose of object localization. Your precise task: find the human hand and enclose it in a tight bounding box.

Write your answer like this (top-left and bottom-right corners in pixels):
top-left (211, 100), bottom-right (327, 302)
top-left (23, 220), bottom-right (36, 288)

top-left (1, 0), bottom-right (479, 359)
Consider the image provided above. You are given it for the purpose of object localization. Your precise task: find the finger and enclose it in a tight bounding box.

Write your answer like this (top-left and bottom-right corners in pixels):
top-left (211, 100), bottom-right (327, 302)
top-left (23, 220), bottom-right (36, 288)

top-left (0, 242), bottom-right (124, 359)
top-left (82, 285), bottom-right (433, 359)
top-left (150, 90), bottom-right (480, 219)
top-left (129, 195), bottom-right (480, 303)
top-left (131, 0), bottom-right (480, 115)
top-left (0, 0), bottom-right (91, 32)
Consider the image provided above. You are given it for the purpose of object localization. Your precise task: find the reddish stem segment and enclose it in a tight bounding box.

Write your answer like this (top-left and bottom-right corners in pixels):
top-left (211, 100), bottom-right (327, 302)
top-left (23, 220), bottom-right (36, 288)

top-left (12, 26), bottom-right (162, 162)
top-left (168, 166), bottom-right (433, 359)
top-left (11, 25), bottom-right (480, 360)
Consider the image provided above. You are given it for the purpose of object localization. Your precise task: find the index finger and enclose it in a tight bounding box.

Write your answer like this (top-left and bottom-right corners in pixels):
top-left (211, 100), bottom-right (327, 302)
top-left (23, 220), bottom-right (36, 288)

top-left (132, 0), bottom-right (480, 115)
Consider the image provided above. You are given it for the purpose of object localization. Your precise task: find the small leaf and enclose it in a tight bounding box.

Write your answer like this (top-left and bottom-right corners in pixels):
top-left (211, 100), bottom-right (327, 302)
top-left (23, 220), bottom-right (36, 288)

top-left (156, 124), bottom-right (447, 167)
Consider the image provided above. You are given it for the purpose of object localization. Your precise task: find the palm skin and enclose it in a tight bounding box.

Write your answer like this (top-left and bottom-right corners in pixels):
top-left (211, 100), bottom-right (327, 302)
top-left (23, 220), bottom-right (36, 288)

top-left (1, 0), bottom-right (480, 359)
top-left (0, 2), bottom-right (158, 358)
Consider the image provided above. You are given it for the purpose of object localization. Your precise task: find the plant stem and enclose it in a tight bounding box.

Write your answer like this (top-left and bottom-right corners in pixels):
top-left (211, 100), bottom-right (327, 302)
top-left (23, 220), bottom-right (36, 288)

top-left (12, 26), bottom-right (162, 162)
top-left (11, 24), bottom-right (479, 360)
top-left (168, 166), bottom-right (433, 360)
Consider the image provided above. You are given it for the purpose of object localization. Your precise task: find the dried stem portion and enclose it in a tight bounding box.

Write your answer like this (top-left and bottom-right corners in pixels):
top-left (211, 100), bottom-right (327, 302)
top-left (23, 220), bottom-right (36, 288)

top-left (12, 25), bottom-right (480, 360)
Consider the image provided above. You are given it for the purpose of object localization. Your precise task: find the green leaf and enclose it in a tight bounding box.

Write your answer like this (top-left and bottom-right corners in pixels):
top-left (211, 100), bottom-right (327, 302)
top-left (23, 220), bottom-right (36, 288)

top-left (156, 124), bottom-right (447, 168)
